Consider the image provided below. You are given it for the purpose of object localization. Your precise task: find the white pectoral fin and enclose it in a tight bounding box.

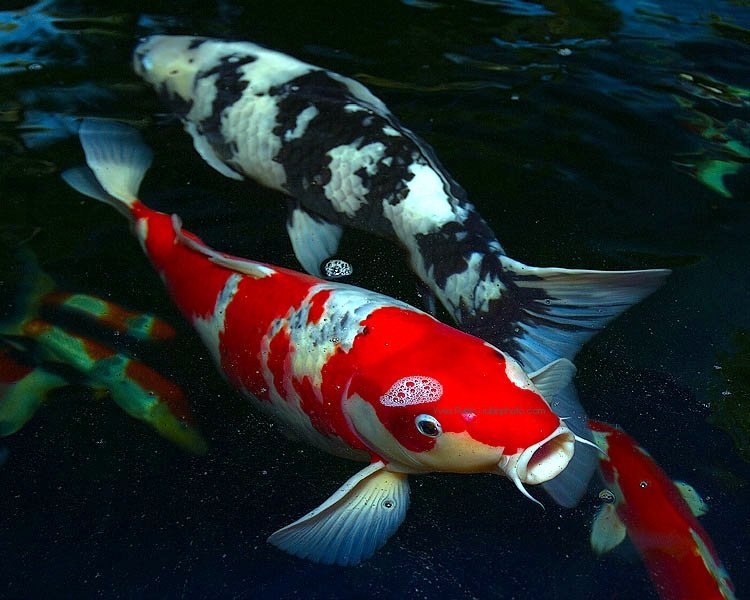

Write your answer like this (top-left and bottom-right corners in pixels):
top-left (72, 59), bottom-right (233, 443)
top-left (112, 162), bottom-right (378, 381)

top-left (184, 121), bottom-right (244, 180)
top-left (286, 203), bottom-right (343, 277)
top-left (499, 256), bottom-right (670, 365)
top-left (674, 480), bottom-right (709, 517)
top-left (268, 461), bottom-right (410, 566)
top-left (591, 503), bottom-right (627, 554)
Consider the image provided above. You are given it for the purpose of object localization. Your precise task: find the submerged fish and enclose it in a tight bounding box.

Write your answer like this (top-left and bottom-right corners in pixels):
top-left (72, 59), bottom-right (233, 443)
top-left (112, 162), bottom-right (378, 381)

top-left (0, 249), bottom-right (205, 453)
top-left (133, 35), bottom-right (670, 505)
top-left (589, 420), bottom-right (736, 600)
top-left (62, 119), bottom-right (598, 566)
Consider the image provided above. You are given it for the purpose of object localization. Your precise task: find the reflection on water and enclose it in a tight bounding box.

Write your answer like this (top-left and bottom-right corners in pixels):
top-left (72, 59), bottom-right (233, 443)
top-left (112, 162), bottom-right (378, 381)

top-left (0, 0), bottom-right (749, 598)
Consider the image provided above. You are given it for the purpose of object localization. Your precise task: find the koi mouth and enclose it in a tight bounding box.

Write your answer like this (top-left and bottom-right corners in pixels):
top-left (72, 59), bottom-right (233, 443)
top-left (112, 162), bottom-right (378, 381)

top-left (497, 425), bottom-right (576, 507)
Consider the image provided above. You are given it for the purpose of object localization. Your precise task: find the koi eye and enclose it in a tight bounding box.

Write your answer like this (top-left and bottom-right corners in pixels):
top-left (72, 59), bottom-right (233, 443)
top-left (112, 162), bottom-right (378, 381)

top-left (415, 414), bottom-right (442, 437)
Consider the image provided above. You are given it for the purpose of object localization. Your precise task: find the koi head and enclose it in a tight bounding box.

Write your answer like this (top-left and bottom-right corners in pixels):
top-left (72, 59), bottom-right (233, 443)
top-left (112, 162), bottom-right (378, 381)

top-left (343, 342), bottom-right (580, 504)
top-left (133, 35), bottom-right (217, 109)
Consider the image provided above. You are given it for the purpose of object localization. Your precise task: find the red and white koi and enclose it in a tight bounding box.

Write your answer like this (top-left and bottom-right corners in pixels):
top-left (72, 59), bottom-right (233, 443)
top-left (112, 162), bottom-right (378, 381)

top-left (62, 119), bottom-right (598, 566)
top-left (589, 420), bottom-right (736, 600)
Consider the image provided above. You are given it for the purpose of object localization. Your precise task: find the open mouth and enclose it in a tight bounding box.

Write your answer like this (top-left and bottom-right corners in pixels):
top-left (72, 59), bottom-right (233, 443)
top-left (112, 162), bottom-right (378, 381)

top-left (497, 425), bottom-right (576, 506)
top-left (518, 427), bottom-right (576, 484)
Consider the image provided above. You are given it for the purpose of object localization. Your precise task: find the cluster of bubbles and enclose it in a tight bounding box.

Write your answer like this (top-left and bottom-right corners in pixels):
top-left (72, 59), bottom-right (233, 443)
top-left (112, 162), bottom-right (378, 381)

top-left (380, 376), bottom-right (443, 407)
top-left (322, 259), bottom-right (353, 279)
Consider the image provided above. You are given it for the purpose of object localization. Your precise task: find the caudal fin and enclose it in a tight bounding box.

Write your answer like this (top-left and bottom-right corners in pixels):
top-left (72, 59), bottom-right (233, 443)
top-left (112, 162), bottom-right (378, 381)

top-left (496, 256), bottom-right (670, 369)
top-left (62, 119), bottom-right (153, 214)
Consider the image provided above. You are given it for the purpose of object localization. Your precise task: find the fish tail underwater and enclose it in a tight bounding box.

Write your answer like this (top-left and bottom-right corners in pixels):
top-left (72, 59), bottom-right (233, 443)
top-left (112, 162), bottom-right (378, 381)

top-left (1, 1), bottom-right (748, 597)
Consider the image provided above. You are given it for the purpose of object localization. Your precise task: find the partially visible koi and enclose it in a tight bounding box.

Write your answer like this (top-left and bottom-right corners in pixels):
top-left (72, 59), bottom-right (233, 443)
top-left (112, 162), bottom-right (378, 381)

top-left (0, 249), bottom-right (205, 453)
top-left (589, 420), bottom-right (736, 600)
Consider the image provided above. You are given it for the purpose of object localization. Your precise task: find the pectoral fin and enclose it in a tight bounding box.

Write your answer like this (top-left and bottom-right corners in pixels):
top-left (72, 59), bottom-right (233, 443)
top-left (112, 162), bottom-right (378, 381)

top-left (674, 480), bottom-right (708, 517)
top-left (529, 358), bottom-right (577, 399)
top-left (591, 503), bottom-right (627, 554)
top-left (268, 461), bottom-right (410, 566)
top-left (184, 121), bottom-right (243, 180)
top-left (286, 202), bottom-right (343, 278)
top-left (529, 361), bottom-right (597, 509)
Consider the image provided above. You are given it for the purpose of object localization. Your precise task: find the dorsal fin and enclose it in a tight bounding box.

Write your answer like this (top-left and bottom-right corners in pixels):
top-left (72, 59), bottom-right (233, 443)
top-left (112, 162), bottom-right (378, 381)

top-left (170, 215), bottom-right (275, 279)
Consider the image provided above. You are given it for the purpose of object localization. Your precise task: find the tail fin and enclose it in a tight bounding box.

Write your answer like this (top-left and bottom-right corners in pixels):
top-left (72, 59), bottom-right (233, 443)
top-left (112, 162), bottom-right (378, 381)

top-left (61, 119), bottom-right (153, 213)
top-left (484, 258), bottom-right (669, 507)
top-left (0, 348), bottom-right (67, 436)
top-left (497, 256), bottom-right (670, 368)
top-left (0, 247), bottom-right (55, 337)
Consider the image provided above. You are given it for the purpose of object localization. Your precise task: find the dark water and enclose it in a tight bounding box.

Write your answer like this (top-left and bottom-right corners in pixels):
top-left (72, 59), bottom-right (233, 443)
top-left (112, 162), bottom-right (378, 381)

top-left (1, 0), bottom-right (749, 598)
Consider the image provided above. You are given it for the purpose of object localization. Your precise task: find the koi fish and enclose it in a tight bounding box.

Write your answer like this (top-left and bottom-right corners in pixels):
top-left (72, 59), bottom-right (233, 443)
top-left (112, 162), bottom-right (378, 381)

top-left (588, 420), bottom-right (736, 600)
top-left (0, 249), bottom-right (205, 453)
top-left (0, 345), bottom-right (66, 436)
top-left (133, 35), bottom-right (670, 506)
top-left (62, 119), bottom-right (599, 566)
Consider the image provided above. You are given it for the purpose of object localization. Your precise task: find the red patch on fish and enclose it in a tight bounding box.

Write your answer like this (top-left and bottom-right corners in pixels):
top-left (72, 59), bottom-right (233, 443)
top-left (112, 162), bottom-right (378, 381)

top-left (0, 349), bottom-right (33, 383)
top-left (323, 306), bottom-right (557, 454)
top-left (307, 289), bottom-right (331, 324)
top-left (124, 359), bottom-right (192, 422)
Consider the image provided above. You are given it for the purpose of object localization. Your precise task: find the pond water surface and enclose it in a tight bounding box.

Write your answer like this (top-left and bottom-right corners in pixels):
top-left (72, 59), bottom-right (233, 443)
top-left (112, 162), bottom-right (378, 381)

top-left (1, 1), bottom-right (749, 598)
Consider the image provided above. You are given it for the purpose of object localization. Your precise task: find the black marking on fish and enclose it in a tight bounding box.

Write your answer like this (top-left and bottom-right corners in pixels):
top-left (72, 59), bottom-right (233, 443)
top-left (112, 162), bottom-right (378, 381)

top-left (266, 70), bottom-right (431, 233)
top-left (187, 38), bottom-right (208, 51)
top-left (414, 212), bottom-right (499, 287)
top-left (196, 54), bottom-right (257, 161)
top-left (462, 270), bottom-right (593, 363)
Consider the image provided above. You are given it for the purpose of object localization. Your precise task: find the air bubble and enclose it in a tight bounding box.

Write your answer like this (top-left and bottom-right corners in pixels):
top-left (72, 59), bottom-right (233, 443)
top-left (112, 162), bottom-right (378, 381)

top-left (380, 376), bottom-right (443, 407)
top-left (598, 489), bottom-right (615, 503)
top-left (323, 259), bottom-right (353, 279)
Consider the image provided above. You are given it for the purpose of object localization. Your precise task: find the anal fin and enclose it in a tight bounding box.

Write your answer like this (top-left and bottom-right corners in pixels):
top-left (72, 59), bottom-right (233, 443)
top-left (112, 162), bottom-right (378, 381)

top-left (268, 461), bottom-right (409, 566)
top-left (286, 202), bottom-right (343, 278)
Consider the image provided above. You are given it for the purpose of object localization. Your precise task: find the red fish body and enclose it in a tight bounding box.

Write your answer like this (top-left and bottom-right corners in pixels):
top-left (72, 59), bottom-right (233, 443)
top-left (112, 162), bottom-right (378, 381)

top-left (589, 420), bottom-right (736, 600)
top-left (63, 119), bottom-right (594, 565)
